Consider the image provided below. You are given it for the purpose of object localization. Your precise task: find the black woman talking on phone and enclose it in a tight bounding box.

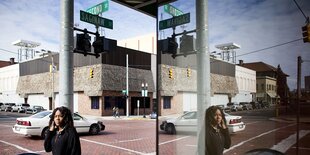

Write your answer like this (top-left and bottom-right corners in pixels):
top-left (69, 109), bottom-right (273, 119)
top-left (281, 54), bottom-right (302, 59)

top-left (44, 106), bottom-right (81, 155)
top-left (205, 106), bottom-right (231, 155)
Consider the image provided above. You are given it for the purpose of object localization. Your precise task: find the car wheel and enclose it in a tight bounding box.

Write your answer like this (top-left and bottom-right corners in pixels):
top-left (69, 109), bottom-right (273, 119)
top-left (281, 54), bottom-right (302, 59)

top-left (89, 124), bottom-right (100, 135)
top-left (166, 124), bottom-right (176, 134)
top-left (41, 127), bottom-right (49, 139)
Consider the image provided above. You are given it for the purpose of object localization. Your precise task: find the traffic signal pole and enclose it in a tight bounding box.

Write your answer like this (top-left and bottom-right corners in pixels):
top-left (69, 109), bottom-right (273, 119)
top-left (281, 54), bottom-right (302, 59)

top-left (126, 54), bottom-right (129, 117)
top-left (60, 0), bottom-right (74, 111)
top-left (196, 0), bottom-right (210, 154)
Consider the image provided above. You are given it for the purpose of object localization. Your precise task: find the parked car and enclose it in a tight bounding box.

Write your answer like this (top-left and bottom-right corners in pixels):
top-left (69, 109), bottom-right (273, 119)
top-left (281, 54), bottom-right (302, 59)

top-left (3, 103), bottom-right (16, 112)
top-left (12, 111), bottom-right (105, 138)
top-left (160, 111), bottom-right (245, 134)
top-left (240, 102), bottom-right (253, 110)
top-left (26, 105), bottom-right (46, 114)
top-left (149, 111), bottom-right (157, 119)
top-left (250, 101), bottom-right (260, 109)
top-left (229, 102), bottom-right (243, 111)
top-left (0, 103), bottom-right (6, 111)
top-left (11, 103), bottom-right (30, 113)
top-left (216, 104), bottom-right (231, 113)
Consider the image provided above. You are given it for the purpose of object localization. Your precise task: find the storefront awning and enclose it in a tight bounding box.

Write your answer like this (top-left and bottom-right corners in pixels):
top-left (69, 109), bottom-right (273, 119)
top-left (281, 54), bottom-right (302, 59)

top-left (267, 92), bottom-right (278, 98)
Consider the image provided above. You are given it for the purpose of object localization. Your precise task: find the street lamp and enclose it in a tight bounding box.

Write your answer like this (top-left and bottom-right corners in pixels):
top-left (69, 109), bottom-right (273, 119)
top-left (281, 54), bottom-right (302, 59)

top-left (141, 82), bottom-right (148, 118)
top-left (41, 49), bottom-right (56, 110)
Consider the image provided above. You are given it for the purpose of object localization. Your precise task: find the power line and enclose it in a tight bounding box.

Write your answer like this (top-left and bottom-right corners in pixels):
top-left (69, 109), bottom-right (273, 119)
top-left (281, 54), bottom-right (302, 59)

top-left (236, 38), bottom-right (302, 57)
top-left (0, 48), bottom-right (17, 54)
top-left (293, 0), bottom-right (309, 23)
top-left (0, 47), bottom-right (57, 64)
top-left (210, 38), bottom-right (303, 64)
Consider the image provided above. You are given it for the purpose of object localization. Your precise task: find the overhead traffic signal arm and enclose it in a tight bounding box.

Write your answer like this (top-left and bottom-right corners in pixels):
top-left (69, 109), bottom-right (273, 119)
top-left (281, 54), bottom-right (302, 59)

top-left (302, 24), bottom-right (310, 43)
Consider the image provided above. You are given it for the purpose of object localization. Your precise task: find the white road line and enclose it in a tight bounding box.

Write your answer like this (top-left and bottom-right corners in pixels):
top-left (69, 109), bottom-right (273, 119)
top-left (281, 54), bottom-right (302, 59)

top-left (0, 140), bottom-right (35, 153)
top-left (0, 124), bottom-right (13, 128)
top-left (246, 121), bottom-right (261, 125)
top-left (271, 130), bottom-right (310, 153)
top-left (80, 138), bottom-right (147, 155)
top-left (186, 144), bottom-right (197, 147)
top-left (224, 123), bottom-right (295, 153)
top-left (159, 136), bottom-right (191, 145)
top-left (292, 146), bottom-right (310, 150)
top-left (118, 138), bottom-right (143, 143)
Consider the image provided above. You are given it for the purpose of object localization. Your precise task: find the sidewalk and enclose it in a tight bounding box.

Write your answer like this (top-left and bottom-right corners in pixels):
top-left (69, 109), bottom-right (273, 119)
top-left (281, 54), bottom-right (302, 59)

top-left (83, 115), bottom-right (156, 121)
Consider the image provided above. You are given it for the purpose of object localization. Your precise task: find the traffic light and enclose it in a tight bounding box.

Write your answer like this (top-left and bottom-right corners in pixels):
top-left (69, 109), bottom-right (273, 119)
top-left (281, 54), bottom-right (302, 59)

top-left (93, 36), bottom-right (105, 57)
top-left (180, 34), bottom-right (195, 56)
top-left (90, 68), bottom-right (94, 78)
top-left (302, 24), bottom-right (310, 43)
top-left (168, 68), bottom-right (173, 79)
top-left (92, 36), bottom-right (117, 57)
top-left (187, 68), bottom-right (191, 77)
top-left (159, 37), bottom-right (178, 58)
top-left (75, 29), bottom-right (91, 55)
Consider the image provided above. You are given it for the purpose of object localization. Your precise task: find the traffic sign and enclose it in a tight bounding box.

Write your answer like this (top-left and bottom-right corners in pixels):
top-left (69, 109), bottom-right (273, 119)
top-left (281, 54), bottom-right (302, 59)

top-left (80, 10), bottom-right (113, 29)
top-left (159, 13), bottom-right (190, 30)
top-left (164, 4), bottom-right (183, 16)
top-left (86, 0), bottom-right (109, 15)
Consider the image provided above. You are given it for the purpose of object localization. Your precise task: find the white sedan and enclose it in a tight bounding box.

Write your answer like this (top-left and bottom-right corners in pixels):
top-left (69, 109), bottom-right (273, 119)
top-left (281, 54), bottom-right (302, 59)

top-left (12, 111), bottom-right (105, 138)
top-left (160, 111), bottom-right (245, 134)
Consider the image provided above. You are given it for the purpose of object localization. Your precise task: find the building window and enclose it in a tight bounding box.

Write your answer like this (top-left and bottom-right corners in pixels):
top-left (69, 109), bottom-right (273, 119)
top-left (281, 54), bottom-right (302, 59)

top-left (163, 96), bottom-right (171, 109)
top-left (91, 96), bottom-right (100, 109)
top-left (261, 84), bottom-right (264, 91)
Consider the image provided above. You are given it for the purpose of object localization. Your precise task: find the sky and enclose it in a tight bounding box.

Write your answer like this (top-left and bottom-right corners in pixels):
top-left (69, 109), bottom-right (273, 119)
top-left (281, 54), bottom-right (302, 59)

top-left (0, 0), bottom-right (309, 90)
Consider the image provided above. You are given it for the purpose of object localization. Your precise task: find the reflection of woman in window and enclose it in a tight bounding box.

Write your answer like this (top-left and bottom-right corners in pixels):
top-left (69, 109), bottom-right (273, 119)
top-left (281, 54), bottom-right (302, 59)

top-left (205, 106), bottom-right (231, 155)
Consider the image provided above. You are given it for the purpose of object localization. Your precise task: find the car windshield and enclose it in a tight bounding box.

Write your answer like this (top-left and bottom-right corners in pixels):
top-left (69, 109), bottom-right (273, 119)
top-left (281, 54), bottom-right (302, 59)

top-left (183, 112), bottom-right (197, 119)
top-left (30, 111), bottom-right (52, 118)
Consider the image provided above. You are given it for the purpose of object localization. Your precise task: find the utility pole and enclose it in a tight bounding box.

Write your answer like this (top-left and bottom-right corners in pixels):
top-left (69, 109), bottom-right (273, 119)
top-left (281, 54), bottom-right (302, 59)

top-left (51, 55), bottom-right (55, 110)
top-left (296, 56), bottom-right (302, 155)
top-left (60, 0), bottom-right (74, 111)
top-left (126, 54), bottom-right (129, 117)
top-left (196, 0), bottom-right (210, 154)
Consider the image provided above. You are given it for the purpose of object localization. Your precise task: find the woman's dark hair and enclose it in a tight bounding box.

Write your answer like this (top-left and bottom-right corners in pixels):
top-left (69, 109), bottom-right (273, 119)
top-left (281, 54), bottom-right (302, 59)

top-left (205, 106), bottom-right (227, 126)
top-left (48, 106), bottom-right (74, 128)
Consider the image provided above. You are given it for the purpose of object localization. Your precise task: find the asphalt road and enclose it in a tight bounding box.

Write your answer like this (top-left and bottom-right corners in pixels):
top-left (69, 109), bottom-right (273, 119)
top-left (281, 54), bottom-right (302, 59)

top-left (0, 108), bottom-right (310, 155)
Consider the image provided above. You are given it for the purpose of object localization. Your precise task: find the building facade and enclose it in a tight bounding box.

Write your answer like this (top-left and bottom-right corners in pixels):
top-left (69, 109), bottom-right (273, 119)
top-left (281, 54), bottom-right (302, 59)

top-left (239, 61), bottom-right (288, 105)
top-left (0, 46), bottom-right (155, 116)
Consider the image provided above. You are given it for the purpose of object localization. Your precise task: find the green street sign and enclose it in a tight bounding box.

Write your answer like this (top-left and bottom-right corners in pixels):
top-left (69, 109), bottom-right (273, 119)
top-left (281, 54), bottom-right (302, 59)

top-left (87, 0), bottom-right (109, 15)
top-left (80, 10), bottom-right (113, 29)
top-left (164, 4), bottom-right (183, 16)
top-left (159, 13), bottom-right (190, 30)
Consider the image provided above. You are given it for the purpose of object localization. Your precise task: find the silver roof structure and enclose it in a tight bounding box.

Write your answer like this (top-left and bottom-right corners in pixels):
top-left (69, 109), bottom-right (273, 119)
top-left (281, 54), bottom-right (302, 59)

top-left (215, 42), bottom-right (241, 50)
top-left (12, 39), bottom-right (41, 48)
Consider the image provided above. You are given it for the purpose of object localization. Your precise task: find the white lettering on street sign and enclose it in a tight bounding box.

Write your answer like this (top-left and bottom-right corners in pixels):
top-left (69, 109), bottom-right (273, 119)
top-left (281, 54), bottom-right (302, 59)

top-left (87, 0), bottom-right (109, 15)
